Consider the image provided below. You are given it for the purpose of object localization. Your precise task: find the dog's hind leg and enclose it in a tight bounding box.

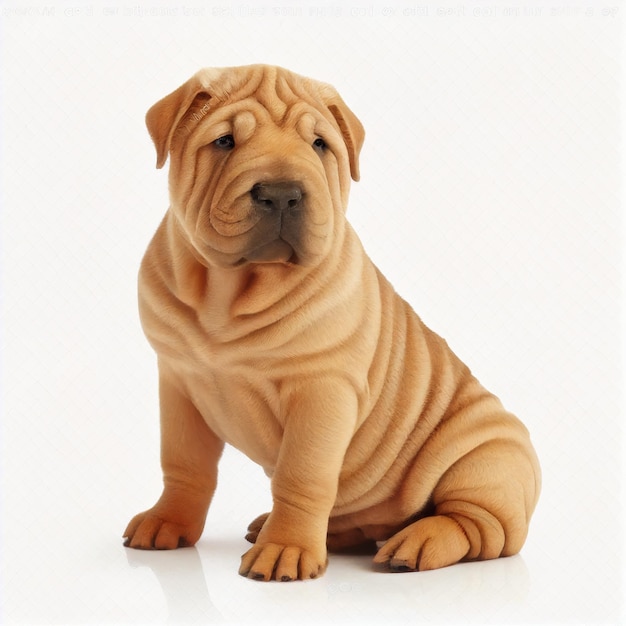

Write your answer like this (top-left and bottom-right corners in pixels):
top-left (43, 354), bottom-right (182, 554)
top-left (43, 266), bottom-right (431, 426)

top-left (373, 438), bottom-right (540, 572)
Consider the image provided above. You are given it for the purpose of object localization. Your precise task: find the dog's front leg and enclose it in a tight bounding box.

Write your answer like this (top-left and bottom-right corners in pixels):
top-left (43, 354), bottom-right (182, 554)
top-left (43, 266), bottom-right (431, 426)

top-left (124, 363), bottom-right (224, 549)
top-left (239, 378), bottom-right (357, 581)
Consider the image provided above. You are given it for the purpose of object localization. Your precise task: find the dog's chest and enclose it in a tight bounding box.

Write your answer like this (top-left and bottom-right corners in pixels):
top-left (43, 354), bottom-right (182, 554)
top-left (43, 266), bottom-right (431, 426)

top-left (185, 359), bottom-right (284, 471)
top-left (161, 326), bottom-right (284, 472)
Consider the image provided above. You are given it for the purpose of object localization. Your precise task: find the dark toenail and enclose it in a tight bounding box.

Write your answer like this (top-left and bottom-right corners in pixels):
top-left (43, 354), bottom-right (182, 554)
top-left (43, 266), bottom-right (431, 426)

top-left (281, 575), bottom-right (293, 582)
top-left (391, 564), bottom-right (413, 573)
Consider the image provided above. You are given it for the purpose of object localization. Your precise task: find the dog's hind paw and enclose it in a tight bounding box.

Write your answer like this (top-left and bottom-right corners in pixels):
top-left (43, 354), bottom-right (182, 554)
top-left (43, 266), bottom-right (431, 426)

top-left (244, 512), bottom-right (270, 544)
top-left (373, 515), bottom-right (470, 572)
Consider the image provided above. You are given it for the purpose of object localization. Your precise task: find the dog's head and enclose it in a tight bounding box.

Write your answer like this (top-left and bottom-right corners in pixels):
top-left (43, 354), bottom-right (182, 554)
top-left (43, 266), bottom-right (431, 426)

top-left (146, 65), bottom-right (364, 268)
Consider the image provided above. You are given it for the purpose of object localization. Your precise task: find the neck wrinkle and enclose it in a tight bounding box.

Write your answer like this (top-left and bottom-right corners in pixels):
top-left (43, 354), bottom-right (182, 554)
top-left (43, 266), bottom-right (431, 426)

top-left (164, 208), bottom-right (359, 344)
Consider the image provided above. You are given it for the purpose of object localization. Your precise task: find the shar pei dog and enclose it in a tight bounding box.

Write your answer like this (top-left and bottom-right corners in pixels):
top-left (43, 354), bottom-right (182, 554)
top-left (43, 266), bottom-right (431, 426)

top-left (124, 64), bottom-right (541, 581)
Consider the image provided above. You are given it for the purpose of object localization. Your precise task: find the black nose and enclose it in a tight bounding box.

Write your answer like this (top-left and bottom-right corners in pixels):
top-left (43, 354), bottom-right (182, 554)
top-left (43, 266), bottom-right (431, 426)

top-left (251, 182), bottom-right (303, 213)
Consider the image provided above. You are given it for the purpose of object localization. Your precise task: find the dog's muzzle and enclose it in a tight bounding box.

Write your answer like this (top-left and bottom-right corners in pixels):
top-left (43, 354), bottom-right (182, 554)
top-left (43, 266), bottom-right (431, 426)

top-left (241, 181), bottom-right (306, 265)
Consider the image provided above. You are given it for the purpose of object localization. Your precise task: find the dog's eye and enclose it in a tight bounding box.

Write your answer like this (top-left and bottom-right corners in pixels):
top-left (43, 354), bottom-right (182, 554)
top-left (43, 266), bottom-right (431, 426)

top-left (313, 137), bottom-right (327, 151)
top-left (214, 135), bottom-right (235, 150)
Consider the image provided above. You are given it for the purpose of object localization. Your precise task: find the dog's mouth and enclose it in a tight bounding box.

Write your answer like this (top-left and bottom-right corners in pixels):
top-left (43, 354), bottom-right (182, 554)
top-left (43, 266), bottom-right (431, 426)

top-left (237, 238), bottom-right (297, 266)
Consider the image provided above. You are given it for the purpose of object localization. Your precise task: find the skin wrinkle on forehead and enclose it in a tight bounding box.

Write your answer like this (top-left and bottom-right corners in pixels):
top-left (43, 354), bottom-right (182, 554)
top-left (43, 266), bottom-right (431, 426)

top-left (210, 65), bottom-right (317, 124)
top-left (180, 66), bottom-right (335, 144)
top-left (233, 110), bottom-right (257, 144)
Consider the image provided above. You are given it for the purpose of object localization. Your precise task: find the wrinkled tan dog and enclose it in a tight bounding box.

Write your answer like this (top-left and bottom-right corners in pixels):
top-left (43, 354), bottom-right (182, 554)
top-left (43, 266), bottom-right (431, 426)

top-left (124, 65), bottom-right (541, 581)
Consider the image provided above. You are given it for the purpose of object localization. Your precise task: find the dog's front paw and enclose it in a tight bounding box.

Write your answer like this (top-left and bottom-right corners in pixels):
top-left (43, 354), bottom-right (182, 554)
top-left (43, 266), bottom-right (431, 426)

top-left (239, 542), bottom-right (327, 581)
top-left (123, 508), bottom-right (204, 550)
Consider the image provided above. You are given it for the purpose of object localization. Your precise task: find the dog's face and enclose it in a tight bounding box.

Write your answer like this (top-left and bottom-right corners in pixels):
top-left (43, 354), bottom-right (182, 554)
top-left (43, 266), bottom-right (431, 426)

top-left (146, 65), bottom-right (364, 268)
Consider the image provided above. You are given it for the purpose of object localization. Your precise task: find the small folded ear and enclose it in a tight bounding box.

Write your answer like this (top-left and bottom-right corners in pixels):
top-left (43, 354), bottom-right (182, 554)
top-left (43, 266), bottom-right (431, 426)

top-left (327, 96), bottom-right (365, 182)
top-left (146, 75), bottom-right (211, 169)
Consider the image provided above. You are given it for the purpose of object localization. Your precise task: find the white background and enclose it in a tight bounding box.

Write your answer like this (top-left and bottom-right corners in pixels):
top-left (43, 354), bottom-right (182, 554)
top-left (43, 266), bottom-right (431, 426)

top-left (1, 0), bottom-right (624, 624)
